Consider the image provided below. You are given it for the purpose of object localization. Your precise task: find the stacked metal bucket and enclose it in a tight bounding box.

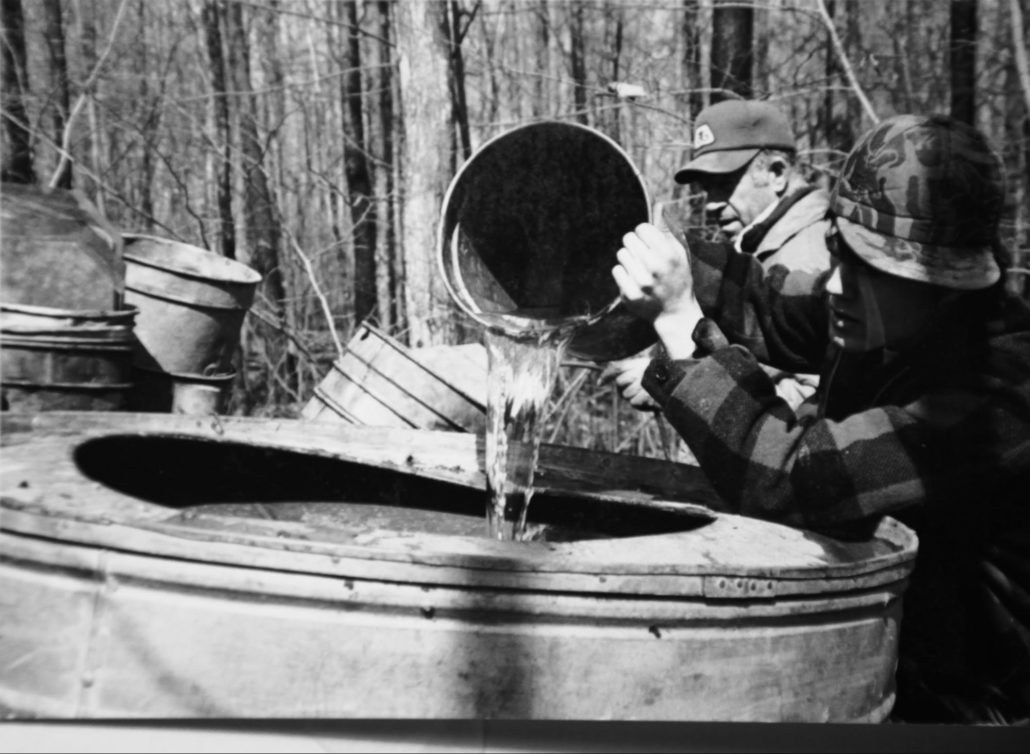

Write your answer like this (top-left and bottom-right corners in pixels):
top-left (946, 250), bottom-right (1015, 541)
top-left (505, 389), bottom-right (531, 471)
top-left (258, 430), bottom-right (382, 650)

top-left (123, 234), bottom-right (260, 414)
top-left (0, 184), bottom-right (260, 416)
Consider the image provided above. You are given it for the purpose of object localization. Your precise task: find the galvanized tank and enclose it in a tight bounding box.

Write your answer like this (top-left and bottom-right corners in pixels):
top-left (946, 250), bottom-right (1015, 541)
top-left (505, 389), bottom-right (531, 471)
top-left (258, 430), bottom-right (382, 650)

top-left (0, 412), bottom-right (917, 721)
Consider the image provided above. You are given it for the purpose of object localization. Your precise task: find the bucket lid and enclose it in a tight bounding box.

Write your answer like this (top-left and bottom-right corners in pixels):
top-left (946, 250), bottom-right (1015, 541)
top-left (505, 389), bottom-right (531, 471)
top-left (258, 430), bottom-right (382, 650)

top-left (0, 302), bottom-right (137, 336)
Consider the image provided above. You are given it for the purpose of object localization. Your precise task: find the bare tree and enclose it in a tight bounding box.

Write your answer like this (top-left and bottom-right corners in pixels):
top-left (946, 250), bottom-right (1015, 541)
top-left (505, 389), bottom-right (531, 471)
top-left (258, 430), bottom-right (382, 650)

top-left (202, 0), bottom-right (235, 259)
top-left (444, 0), bottom-right (473, 161)
top-left (224, 0), bottom-right (295, 401)
top-left (41, 0), bottom-right (72, 187)
top-left (1, 0), bottom-right (33, 183)
top-left (711, 0), bottom-right (752, 100)
top-left (339, 0), bottom-right (376, 325)
top-left (394, 0), bottom-right (460, 347)
top-left (569, 0), bottom-right (589, 123)
top-left (369, 0), bottom-right (399, 333)
top-left (951, 0), bottom-right (978, 124)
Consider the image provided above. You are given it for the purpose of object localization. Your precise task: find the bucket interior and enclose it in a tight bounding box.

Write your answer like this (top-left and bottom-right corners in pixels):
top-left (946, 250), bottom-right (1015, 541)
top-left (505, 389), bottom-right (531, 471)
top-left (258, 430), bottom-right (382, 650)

top-left (72, 435), bottom-right (712, 541)
top-left (440, 122), bottom-right (649, 329)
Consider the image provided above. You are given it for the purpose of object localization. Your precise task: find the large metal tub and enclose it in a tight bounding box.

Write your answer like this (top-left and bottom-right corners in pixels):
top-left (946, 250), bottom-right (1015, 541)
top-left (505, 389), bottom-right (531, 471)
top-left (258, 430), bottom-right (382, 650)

top-left (0, 412), bottom-right (917, 721)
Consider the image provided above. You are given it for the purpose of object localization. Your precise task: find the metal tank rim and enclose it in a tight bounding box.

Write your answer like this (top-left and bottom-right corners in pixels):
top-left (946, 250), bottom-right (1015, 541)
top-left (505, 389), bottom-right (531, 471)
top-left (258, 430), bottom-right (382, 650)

top-left (0, 411), bottom-right (918, 601)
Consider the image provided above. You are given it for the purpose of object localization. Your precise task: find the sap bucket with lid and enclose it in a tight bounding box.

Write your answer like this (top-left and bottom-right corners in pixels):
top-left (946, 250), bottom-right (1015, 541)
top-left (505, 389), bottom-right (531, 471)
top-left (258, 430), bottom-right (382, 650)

top-left (437, 121), bottom-right (658, 361)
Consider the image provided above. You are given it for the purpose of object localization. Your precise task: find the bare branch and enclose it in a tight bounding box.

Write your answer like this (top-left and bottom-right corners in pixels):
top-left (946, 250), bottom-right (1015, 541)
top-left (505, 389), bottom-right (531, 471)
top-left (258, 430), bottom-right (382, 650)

top-left (1010, 0), bottom-right (1030, 122)
top-left (48, 0), bottom-right (131, 189)
top-left (813, 0), bottom-right (879, 125)
top-left (282, 228), bottom-right (345, 360)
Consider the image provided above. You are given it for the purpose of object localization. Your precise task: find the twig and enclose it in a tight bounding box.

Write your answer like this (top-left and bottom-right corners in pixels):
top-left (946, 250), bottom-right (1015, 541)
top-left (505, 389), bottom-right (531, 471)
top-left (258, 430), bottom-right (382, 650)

top-left (282, 230), bottom-right (345, 360)
top-left (814, 0), bottom-right (879, 125)
top-left (48, 0), bottom-right (131, 189)
top-left (247, 306), bottom-right (320, 363)
top-left (1010, 0), bottom-right (1030, 124)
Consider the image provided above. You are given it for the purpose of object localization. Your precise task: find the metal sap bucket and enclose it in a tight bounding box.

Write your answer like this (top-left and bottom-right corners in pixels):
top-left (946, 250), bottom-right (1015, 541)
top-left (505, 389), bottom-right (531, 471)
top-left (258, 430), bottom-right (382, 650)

top-left (122, 234), bottom-right (261, 375)
top-left (0, 303), bottom-right (137, 411)
top-left (301, 322), bottom-right (486, 432)
top-left (438, 121), bottom-right (657, 361)
top-left (128, 365), bottom-right (236, 415)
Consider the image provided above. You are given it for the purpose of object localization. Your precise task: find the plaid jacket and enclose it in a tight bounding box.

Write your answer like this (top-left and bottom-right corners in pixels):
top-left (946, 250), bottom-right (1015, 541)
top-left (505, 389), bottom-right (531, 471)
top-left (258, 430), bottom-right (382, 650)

top-left (642, 233), bottom-right (1030, 720)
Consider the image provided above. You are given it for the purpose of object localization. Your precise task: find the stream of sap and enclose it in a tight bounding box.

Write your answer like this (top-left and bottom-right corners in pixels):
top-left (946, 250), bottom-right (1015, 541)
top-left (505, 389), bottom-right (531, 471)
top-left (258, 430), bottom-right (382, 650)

top-left (482, 316), bottom-right (588, 541)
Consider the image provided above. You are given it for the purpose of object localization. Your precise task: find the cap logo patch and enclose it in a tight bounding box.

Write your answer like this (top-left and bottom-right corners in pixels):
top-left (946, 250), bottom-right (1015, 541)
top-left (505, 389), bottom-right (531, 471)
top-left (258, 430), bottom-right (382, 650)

top-left (694, 124), bottom-right (715, 149)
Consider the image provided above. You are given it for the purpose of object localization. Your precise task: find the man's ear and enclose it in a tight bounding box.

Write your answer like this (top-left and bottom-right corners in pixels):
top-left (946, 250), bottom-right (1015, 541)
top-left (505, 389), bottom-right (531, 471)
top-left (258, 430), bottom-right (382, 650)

top-left (768, 157), bottom-right (790, 193)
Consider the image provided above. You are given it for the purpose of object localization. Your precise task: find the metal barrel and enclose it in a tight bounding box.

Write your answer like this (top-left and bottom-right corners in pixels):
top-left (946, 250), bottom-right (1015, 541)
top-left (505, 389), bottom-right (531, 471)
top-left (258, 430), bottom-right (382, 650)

top-left (0, 303), bottom-right (137, 412)
top-left (437, 121), bottom-right (658, 361)
top-left (122, 234), bottom-right (262, 375)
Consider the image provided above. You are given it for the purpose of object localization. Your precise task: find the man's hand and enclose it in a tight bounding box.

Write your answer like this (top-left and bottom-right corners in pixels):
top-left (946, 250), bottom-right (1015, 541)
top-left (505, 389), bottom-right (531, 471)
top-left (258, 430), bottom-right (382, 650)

top-left (600, 356), bottom-right (659, 412)
top-left (612, 223), bottom-right (704, 359)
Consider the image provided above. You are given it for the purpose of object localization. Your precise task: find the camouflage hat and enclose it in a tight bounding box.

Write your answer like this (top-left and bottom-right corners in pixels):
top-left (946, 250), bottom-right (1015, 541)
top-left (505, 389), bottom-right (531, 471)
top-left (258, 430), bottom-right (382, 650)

top-left (830, 114), bottom-right (1004, 290)
top-left (674, 100), bottom-right (796, 184)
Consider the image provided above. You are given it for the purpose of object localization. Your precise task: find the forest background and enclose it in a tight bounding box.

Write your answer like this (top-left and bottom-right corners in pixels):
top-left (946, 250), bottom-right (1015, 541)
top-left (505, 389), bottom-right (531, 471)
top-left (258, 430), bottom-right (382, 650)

top-left (3, 0), bottom-right (1029, 458)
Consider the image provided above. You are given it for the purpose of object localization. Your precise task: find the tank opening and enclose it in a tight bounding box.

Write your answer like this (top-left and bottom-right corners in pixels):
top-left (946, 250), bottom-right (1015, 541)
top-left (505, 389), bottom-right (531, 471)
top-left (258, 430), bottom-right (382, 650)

top-left (72, 435), bottom-right (713, 541)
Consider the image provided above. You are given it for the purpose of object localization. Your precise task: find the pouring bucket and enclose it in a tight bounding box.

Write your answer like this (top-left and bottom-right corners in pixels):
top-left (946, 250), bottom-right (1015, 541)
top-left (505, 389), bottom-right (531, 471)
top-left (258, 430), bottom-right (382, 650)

top-left (122, 234), bottom-right (262, 374)
top-left (0, 303), bottom-right (137, 411)
top-left (437, 121), bottom-right (657, 361)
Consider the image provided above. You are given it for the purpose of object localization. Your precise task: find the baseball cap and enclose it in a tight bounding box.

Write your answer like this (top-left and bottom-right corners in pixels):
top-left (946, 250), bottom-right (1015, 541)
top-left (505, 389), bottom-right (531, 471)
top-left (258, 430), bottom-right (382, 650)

top-left (674, 100), bottom-right (796, 184)
top-left (830, 114), bottom-right (1004, 290)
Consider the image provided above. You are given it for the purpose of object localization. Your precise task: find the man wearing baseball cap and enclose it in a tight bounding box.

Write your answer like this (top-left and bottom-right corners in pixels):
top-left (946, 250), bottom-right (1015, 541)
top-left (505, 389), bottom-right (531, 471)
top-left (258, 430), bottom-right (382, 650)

top-left (603, 99), bottom-right (828, 413)
top-left (674, 99), bottom-right (830, 275)
top-left (612, 113), bottom-right (1030, 724)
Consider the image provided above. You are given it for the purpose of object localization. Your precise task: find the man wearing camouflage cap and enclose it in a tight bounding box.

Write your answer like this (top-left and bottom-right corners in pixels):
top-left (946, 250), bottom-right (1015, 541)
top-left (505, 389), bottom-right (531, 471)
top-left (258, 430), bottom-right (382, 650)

top-left (612, 113), bottom-right (1030, 724)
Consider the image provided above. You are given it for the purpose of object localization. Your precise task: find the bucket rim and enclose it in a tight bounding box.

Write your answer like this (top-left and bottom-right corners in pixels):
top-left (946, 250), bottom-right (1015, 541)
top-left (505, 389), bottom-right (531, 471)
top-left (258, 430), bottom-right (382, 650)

top-left (0, 301), bottom-right (139, 320)
top-left (123, 233), bottom-right (263, 286)
top-left (133, 363), bottom-right (238, 382)
top-left (436, 119), bottom-right (651, 337)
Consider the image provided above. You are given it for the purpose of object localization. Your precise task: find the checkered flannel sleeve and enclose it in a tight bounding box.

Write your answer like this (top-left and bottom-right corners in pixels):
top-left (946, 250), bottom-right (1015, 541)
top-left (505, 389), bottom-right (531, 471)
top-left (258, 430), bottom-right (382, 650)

top-left (644, 233), bottom-right (938, 527)
top-left (682, 231), bottom-right (831, 373)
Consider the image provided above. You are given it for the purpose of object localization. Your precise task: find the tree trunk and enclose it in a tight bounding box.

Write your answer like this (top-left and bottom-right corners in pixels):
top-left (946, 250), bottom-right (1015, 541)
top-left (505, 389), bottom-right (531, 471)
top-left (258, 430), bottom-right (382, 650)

top-left (223, 0), bottom-right (294, 401)
top-left (569, 0), bottom-right (588, 124)
top-left (445, 0), bottom-right (472, 161)
top-left (41, 0), bottom-right (72, 187)
top-left (711, 0), bottom-right (752, 100)
top-left (681, 0), bottom-right (704, 119)
top-left (370, 0), bottom-right (398, 333)
top-left (532, 1), bottom-right (551, 117)
top-left (202, 0), bottom-right (235, 260)
top-left (1, 0), bottom-right (34, 183)
top-left (601, 1), bottom-right (624, 143)
top-left (823, 0), bottom-right (859, 158)
top-left (136, 0), bottom-right (154, 224)
top-left (394, 0), bottom-right (460, 348)
top-left (341, 0), bottom-right (377, 326)
top-left (950, 0), bottom-right (978, 125)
